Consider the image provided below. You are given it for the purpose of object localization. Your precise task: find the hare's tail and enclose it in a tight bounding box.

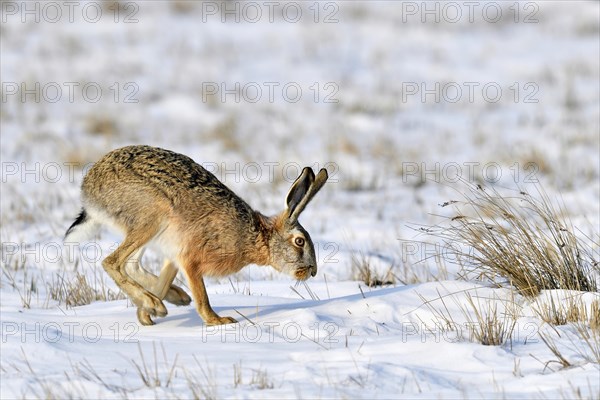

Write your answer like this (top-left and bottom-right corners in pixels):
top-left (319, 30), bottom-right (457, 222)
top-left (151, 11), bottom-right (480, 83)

top-left (64, 208), bottom-right (99, 242)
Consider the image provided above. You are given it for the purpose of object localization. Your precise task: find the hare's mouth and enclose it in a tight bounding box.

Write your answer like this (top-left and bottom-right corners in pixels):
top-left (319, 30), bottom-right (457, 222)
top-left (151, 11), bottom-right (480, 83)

top-left (294, 266), bottom-right (316, 280)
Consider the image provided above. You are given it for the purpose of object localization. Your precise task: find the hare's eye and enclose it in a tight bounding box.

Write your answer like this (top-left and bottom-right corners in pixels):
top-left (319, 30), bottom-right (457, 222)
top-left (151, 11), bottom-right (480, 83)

top-left (294, 237), bottom-right (305, 247)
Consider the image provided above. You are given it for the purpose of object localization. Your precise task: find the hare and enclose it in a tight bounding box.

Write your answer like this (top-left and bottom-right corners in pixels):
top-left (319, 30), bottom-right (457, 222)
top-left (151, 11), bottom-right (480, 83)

top-left (64, 145), bottom-right (328, 326)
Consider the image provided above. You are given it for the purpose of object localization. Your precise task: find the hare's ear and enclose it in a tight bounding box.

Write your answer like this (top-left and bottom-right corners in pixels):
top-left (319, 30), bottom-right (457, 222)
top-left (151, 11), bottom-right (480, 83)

top-left (285, 167), bottom-right (328, 223)
top-left (285, 167), bottom-right (314, 221)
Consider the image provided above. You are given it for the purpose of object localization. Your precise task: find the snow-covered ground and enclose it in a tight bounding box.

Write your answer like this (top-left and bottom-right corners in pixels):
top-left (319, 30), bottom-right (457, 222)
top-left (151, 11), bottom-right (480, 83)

top-left (1, 1), bottom-right (599, 398)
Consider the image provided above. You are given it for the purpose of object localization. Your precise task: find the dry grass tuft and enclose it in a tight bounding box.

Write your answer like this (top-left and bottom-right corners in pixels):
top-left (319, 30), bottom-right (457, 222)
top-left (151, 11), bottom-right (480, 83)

top-left (573, 321), bottom-right (600, 363)
top-left (130, 342), bottom-right (179, 389)
top-left (250, 368), bottom-right (274, 390)
top-left (538, 321), bottom-right (600, 370)
top-left (204, 116), bottom-right (240, 152)
top-left (85, 115), bottom-right (118, 137)
top-left (421, 182), bottom-right (598, 296)
top-left (351, 251), bottom-right (395, 287)
top-left (418, 291), bottom-right (519, 346)
top-left (463, 294), bottom-right (519, 346)
top-left (534, 295), bottom-right (600, 369)
top-left (534, 296), bottom-right (600, 330)
top-left (590, 300), bottom-right (600, 332)
top-left (170, 0), bottom-right (198, 13)
top-left (343, 174), bottom-right (380, 192)
top-left (2, 267), bottom-right (34, 308)
top-left (183, 355), bottom-right (218, 400)
top-left (538, 331), bottom-right (572, 369)
top-left (48, 271), bottom-right (125, 307)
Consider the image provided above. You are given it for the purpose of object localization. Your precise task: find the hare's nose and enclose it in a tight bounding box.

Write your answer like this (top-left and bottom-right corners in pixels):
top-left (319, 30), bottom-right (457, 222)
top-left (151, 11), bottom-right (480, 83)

top-left (309, 266), bottom-right (317, 277)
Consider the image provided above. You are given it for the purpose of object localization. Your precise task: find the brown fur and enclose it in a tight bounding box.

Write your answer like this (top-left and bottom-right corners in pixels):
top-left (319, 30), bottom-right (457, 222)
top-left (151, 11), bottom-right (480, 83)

top-left (66, 145), bottom-right (328, 326)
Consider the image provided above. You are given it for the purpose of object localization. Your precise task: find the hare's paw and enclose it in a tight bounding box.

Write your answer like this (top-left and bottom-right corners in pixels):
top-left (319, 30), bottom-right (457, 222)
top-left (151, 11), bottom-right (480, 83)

top-left (136, 293), bottom-right (168, 326)
top-left (165, 285), bottom-right (192, 306)
top-left (205, 316), bottom-right (237, 326)
top-left (137, 308), bottom-right (155, 326)
top-left (139, 292), bottom-right (168, 318)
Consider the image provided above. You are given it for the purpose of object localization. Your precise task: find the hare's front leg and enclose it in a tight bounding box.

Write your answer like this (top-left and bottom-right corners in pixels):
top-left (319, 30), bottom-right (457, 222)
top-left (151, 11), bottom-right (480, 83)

top-left (182, 266), bottom-right (237, 326)
top-left (102, 229), bottom-right (168, 325)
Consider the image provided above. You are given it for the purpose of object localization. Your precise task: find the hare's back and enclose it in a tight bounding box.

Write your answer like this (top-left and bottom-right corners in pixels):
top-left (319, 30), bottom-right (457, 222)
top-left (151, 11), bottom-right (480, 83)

top-left (82, 145), bottom-right (242, 213)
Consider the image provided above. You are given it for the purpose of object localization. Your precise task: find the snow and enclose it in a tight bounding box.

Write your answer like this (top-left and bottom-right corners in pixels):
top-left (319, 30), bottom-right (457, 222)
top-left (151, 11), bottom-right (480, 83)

top-left (1, 1), bottom-right (599, 398)
top-left (2, 281), bottom-right (599, 398)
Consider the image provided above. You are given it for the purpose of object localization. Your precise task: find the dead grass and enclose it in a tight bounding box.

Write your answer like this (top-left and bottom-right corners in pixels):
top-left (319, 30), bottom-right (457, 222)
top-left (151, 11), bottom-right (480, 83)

top-left (204, 115), bottom-right (240, 153)
top-left (536, 297), bottom-right (600, 369)
top-left (417, 290), bottom-right (520, 346)
top-left (170, 0), bottom-right (198, 13)
top-left (351, 244), bottom-right (447, 286)
top-left (421, 182), bottom-right (598, 296)
top-left (85, 115), bottom-right (118, 137)
top-left (343, 174), bottom-right (380, 192)
top-left (328, 134), bottom-right (360, 156)
top-left (573, 322), bottom-right (600, 364)
top-left (538, 331), bottom-right (573, 370)
top-left (538, 322), bottom-right (600, 370)
top-left (250, 368), bottom-right (274, 390)
top-left (591, 301), bottom-right (600, 332)
top-left (130, 342), bottom-right (179, 389)
top-left (1, 267), bottom-right (37, 308)
top-left (61, 137), bottom-right (109, 170)
top-left (395, 240), bottom-right (449, 284)
top-left (16, 350), bottom-right (127, 398)
top-left (396, 260), bottom-right (446, 285)
top-left (48, 270), bottom-right (125, 307)
top-left (534, 296), bottom-right (600, 330)
top-left (463, 293), bottom-right (519, 346)
top-left (183, 355), bottom-right (218, 400)
top-left (351, 251), bottom-right (395, 287)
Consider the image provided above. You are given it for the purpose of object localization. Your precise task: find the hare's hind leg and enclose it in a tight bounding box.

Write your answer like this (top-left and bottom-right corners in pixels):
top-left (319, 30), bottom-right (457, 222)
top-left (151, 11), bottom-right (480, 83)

top-left (135, 259), bottom-right (192, 326)
top-left (181, 265), bottom-right (237, 326)
top-left (102, 228), bottom-right (167, 325)
top-left (152, 260), bottom-right (192, 306)
top-left (126, 251), bottom-right (191, 306)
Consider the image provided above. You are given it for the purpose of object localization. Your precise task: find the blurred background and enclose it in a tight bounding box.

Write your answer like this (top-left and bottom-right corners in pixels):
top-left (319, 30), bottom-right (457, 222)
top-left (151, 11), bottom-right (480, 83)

top-left (1, 1), bottom-right (599, 281)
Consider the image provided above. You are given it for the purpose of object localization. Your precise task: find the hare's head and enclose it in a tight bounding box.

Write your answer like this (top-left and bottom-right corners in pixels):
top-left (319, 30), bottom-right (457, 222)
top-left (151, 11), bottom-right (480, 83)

top-left (267, 167), bottom-right (328, 281)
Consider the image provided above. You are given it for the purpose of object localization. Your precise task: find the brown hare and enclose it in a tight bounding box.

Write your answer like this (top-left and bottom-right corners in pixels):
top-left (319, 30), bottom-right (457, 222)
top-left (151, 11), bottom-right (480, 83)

top-left (65, 145), bottom-right (328, 326)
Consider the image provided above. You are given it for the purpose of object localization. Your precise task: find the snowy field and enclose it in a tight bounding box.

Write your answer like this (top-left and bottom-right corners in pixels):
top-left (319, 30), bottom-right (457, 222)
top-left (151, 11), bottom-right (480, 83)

top-left (1, 1), bottom-right (599, 398)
